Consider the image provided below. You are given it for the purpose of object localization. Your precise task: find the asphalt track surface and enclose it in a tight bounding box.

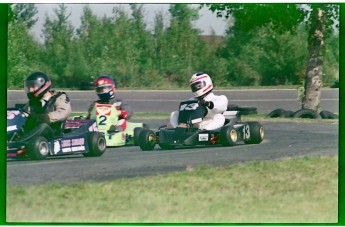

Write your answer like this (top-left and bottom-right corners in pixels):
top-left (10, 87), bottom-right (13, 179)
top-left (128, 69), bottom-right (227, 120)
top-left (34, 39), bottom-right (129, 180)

top-left (8, 88), bottom-right (339, 114)
top-left (7, 90), bottom-right (339, 187)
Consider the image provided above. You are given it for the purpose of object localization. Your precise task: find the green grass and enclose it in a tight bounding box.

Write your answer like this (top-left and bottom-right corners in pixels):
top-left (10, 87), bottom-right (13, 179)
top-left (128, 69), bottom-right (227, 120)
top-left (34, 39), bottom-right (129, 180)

top-left (71, 112), bottom-right (339, 123)
top-left (7, 155), bottom-right (338, 223)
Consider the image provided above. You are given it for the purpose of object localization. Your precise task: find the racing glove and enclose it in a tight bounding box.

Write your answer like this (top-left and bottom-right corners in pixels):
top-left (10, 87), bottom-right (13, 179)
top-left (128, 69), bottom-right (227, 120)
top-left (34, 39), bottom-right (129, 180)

top-left (119, 110), bottom-right (129, 119)
top-left (199, 99), bottom-right (214, 109)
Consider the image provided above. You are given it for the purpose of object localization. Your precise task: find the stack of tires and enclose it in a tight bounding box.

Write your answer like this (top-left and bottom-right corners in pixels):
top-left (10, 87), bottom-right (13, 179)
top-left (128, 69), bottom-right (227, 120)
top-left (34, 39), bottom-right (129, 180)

top-left (266, 108), bottom-right (338, 119)
top-left (227, 104), bottom-right (258, 115)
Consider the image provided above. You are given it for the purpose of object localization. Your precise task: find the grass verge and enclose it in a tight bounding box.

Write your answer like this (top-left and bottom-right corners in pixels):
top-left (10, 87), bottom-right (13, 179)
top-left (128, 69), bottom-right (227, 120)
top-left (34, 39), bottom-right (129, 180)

top-left (7, 155), bottom-right (338, 223)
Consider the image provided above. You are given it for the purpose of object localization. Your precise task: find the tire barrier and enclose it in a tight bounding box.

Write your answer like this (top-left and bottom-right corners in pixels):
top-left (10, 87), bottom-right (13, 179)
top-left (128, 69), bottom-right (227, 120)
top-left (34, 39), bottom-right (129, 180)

top-left (227, 104), bottom-right (258, 115)
top-left (319, 110), bottom-right (338, 119)
top-left (292, 109), bottom-right (320, 119)
top-left (266, 108), bottom-right (286, 118)
top-left (266, 108), bottom-right (338, 119)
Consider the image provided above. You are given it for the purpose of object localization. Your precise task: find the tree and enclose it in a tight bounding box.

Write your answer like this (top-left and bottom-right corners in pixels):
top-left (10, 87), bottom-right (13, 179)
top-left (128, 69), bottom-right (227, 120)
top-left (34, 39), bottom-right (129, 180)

top-left (41, 4), bottom-right (78, 88)
top-left (220, 24), bottom-right (309, 86)
top-left (12, 3), bottom-right (38, 29)
top-left (203, 3), bottom-right (339, 112)
top-left (164, 4), bottom-right (203, 85)
top-left (77, 6), bottom-right (105, 79)
top-left (8, 8), bottom-right (43, 88)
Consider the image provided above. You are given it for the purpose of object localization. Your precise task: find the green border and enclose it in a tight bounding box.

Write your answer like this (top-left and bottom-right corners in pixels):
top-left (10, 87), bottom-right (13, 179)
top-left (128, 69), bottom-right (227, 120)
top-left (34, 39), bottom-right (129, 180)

top-left (1, 3), bottom-right (343, 226)
top-left (339, 3), bottom-right (344, 226)
top-left (0, 4), bottom-right (7, 226)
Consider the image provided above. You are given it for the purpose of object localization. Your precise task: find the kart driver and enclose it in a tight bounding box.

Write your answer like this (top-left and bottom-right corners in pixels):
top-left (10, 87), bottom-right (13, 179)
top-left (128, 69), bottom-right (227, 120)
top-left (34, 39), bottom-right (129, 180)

top-left (21, 71), bottom-right (72, 140)
top-left (86, 75), bottom-right (133, 131)
top-left (170, 72), bottom-right (228, 130)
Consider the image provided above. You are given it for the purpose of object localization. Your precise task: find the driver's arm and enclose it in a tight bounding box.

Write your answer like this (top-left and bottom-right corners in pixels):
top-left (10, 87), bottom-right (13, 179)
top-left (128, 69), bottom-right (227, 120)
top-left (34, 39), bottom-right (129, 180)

top-left (212, 95), bottom-right (228, 113)
top-left (48, 93), bottom-right (72, 123)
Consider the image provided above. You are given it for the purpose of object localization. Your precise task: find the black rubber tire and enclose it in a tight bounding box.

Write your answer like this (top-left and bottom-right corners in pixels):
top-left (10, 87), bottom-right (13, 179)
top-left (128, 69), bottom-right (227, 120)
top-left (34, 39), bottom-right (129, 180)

top-left (83, 132), bottom-right (106, 157)
top-left (237, 106), bottom-right (257, 112)
top-left (139, 130), bottom-right (157, 151)
top-left (266, 108), bottom-right (286, 118)
top-left (319, 110), bottom-right (338, 119)
top-left (134, 124), bottom-right (149, 145)
top-left (220, 126), bottom-right (238, 146)
top-left (27, 136), bottom-right (50, 160)
top-left (244, 122), bottom-right (264, 144)
top-left (227, 104), bottom-right (239, 111)
top-left (293, 109), bottom-right (320, 119)
top-left (284, 110), bottom-right (295, 118)
top-left (239, 110), bottom-right (258, 115)
top-left (134, 127), bottom-right (143, 146)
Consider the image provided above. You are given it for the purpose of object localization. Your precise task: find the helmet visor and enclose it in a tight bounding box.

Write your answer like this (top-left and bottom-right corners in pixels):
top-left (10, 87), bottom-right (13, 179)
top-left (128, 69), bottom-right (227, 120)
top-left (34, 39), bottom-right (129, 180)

top-left (25, 79), bottom-right (45, 94)
top-left (190, 81), bottom-right (205, 93)
top-left (96, 84), bottom-right (112, 94)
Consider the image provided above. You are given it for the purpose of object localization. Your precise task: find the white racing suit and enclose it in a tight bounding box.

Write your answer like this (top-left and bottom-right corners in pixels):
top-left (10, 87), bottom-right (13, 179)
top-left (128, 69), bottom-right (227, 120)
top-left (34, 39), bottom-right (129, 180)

top-left (170, 92), bottom-right (228, 130)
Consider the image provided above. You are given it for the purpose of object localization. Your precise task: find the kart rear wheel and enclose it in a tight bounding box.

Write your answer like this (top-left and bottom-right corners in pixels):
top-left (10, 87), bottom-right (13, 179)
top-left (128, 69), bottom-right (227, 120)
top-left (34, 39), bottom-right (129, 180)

top-left (139, 130), bottom-right (157, 151)
top-left (83, 132), bottom-right (106, 157)
top-left (27, 136), bottom-right (50, 160)
top-left (244, 122), bottom-right (264, 144)
top-left (220, 126), bottom-right (238, 146)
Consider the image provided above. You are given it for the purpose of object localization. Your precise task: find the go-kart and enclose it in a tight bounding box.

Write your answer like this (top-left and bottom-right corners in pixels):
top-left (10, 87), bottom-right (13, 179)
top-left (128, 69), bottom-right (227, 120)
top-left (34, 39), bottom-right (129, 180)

top-left (138, 99), bottom-right (264, 151)
top-left (7, 107), bottom-right (106, 160)
top-left (64, 103), bottom-right (148, 147)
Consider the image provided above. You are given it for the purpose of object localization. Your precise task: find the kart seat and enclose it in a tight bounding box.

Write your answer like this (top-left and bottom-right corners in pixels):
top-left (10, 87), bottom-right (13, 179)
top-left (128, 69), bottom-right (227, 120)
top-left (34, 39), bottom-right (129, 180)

top-left (223, 111), bottom-right (240, 125)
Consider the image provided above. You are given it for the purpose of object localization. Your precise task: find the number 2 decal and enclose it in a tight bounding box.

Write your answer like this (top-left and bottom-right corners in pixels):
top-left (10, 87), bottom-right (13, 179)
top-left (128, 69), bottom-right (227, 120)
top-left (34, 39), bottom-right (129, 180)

top-left (243, 125), bottom-right (250, 139)
top-left (99, 115), bottom-right (107, 125)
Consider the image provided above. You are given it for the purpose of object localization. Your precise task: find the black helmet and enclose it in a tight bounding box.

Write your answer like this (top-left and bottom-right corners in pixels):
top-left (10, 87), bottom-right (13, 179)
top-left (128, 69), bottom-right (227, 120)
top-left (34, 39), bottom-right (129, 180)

top-left (25, 72), bottom-right (51, 100)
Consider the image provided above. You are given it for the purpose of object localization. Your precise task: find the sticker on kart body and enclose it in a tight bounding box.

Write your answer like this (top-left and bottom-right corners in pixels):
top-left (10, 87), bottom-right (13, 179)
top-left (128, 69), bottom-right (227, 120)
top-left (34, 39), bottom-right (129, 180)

top-left (57, 138), bottom-right (86, 153)
top-left (88, 122), bottom-right (98, 132)
top-left (7, 125), bottom-right (17, 132)
top-left (192, 118), bottom-right (202, 124)
top-left (7, 110), bottom-right (21, 120)
top-left (95, 104), bottom-right (112, 116)
top-left (198, 134), bottom-right (209, 141)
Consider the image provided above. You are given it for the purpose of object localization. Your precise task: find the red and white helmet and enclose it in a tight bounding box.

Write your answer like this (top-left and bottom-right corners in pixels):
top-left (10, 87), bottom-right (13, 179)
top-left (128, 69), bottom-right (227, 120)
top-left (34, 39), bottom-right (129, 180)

top-left (94, 75), bottom-right (116, 100)
top-left (189, 72), bottom-right (213, 97)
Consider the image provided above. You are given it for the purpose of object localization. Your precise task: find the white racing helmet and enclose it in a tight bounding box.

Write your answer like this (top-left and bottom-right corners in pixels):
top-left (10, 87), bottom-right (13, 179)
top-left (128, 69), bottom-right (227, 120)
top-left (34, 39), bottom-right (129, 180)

top-left (189, 72), bottom-right (213, 97)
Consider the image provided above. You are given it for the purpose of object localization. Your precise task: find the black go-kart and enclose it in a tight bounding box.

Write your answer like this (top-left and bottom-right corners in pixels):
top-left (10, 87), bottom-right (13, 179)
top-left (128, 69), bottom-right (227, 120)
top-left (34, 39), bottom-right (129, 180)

top-left (138, 100), bottom-right (264, 151)
top-left (7, 107), bottom-right (106, 160)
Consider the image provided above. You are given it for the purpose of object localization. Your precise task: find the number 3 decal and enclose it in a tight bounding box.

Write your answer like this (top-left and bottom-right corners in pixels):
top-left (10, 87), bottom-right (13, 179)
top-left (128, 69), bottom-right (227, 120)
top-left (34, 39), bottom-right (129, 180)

top-left (243, 125), bottom-right (250, 139)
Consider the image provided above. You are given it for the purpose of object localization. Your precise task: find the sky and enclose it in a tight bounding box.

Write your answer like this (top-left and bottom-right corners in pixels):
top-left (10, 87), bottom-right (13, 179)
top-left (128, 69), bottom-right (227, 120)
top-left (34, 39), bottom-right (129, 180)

top-left (31, 3), bottom-right (230, 41)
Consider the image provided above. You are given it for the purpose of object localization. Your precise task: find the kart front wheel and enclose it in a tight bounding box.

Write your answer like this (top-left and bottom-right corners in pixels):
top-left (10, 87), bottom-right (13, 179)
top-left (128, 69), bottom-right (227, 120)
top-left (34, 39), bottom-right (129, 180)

top-left (220, 126), bottom-right (238, 146)
top-left (83, 132), bottom-right (106, 157)
top-left (27, 136), bottom-right (50, 160)
top-left (139, 130), bottom-right (157, 151)
top-left (134, 124), bottom-right (149, 146)
top-left (244, 122), bottom-right (264, 144)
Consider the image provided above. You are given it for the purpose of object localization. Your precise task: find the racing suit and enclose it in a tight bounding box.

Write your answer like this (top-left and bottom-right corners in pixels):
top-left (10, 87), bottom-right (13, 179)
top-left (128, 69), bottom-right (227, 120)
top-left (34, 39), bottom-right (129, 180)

top-left (87, 98), bottom-right (133, 131)
top-left (21, 90), bottom-right (72, 140)
top-left (170, 92), bottom-right (228, 130)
